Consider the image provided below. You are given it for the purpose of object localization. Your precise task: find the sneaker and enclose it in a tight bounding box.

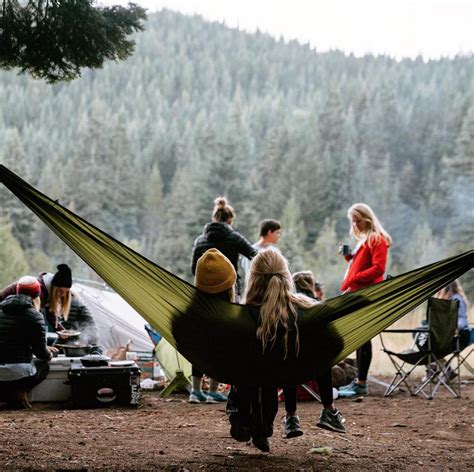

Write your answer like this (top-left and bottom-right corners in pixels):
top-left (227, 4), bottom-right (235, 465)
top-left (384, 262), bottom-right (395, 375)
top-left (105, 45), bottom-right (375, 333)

top-left (283, 415), bottom-right (303, 439)
top-left (251, 436), bottom-right (270, 452)
top-left (206, 391), bottom-right (228, 403)
top-left (339, 379), bottom-right (368, 396)
top-left (188, 390), bottom-right (207, 403)
top-left (317, 408), bottom-right (347, 433)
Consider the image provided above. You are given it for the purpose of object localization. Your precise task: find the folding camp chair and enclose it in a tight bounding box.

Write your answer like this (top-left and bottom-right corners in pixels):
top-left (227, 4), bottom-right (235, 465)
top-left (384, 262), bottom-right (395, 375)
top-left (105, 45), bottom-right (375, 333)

top-left (380, 298), bottom-right (462, 399)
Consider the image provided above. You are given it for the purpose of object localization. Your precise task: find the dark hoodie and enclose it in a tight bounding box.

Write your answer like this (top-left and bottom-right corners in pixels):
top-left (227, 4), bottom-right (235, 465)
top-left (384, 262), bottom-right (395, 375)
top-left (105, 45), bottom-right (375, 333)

top-left (191, 222), bottom-right (257, 275)
top-left (0, 294), bottom-right (51, 364)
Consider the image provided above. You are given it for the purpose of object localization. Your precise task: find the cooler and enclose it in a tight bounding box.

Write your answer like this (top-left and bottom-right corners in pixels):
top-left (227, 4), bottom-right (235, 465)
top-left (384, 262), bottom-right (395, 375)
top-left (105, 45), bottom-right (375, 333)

top-left (29, 356), bottom-right (82, 402)
top-left (68, 363), bottom-right (141, 408)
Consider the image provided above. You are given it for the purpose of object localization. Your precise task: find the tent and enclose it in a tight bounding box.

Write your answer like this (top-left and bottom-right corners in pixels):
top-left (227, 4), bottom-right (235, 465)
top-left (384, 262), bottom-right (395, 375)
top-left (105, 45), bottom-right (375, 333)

top-left (72, 281), bottom-right (153, 353)
top-left (73, 282), bottom-right (191, 382)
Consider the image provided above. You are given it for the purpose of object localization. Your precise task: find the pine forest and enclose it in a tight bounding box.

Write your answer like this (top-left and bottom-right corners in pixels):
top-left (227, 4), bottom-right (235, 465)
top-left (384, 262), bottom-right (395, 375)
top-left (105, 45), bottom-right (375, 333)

top-left (0, 10), bottom-right (473, 296)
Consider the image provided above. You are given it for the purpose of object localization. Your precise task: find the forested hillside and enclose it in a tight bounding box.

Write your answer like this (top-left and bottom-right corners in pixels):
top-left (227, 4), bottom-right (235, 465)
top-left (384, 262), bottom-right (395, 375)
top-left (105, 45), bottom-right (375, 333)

top-left (0, 10), bottom-right (473, 296)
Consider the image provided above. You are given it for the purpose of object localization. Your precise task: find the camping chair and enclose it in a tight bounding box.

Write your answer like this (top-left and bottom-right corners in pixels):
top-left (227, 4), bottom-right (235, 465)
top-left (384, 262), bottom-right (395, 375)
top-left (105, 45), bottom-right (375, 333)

top-left (457, 325), bottom-right (474, 385)
top-left (380, 298), bottom-right (462, 399)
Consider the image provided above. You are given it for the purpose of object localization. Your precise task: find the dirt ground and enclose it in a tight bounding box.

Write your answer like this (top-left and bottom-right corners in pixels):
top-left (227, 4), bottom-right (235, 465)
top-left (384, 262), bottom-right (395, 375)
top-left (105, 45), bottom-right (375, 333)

top-left (0, 378), bottom-right (472, 472)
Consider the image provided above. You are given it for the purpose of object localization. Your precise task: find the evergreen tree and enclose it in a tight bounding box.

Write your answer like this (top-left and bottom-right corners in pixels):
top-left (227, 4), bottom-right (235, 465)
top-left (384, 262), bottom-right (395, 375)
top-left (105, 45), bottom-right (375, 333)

top-left (279, 195), bottom-right (306, 272)
top-left (0, 0), bottom-right (147, 82)
top-left (0, 127), bottom-right (35, 248)
top-left (308, 218), bottom-right (342, 298)
top-left (0, 219), bottom-right (29, 287)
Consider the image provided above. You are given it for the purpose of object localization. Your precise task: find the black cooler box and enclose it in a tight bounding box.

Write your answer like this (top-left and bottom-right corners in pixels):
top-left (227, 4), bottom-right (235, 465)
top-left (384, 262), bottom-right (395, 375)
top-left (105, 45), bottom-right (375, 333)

top-left (68, 363), bottom-right (141, 408)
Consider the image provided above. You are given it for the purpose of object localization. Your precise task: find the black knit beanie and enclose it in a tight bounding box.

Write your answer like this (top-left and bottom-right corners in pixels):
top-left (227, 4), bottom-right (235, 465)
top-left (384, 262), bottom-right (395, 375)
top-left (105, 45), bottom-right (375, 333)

top-left (51, 264), bottom-right (72, 288)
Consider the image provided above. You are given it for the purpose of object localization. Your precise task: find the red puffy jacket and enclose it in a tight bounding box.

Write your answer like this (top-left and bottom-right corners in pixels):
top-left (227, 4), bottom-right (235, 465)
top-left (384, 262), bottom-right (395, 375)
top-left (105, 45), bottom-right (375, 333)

top-left (340, 239), bottom-right (388, 293)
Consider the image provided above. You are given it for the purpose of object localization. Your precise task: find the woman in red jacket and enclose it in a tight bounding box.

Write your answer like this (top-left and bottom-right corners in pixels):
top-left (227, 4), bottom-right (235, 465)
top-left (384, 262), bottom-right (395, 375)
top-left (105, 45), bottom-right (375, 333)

top-left (339, 203), bottom-right (392, 396)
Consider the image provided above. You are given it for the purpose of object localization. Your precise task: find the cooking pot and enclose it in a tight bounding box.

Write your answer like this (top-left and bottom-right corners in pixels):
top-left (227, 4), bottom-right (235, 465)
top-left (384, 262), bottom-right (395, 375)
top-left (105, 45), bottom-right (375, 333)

top-left (55, 344), bottom-right (92, 357)
top-left (80, 354), bottom-right (111, 367)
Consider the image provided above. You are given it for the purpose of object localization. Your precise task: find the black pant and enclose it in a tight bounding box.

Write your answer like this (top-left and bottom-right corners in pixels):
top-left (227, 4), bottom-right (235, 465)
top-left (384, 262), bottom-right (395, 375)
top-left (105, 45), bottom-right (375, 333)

top-left (356, 341), bottom-right (372, 382)
top-left (0, 359), bottom-right (50, 398)
top-left (282, 369), bottom-right (334, 413)
top-left (227, 384), bottom-right (278, 438)
top-left (191, 365), bottom-right (203, 378)
top-left (315, 371), bottom-right (334, 406)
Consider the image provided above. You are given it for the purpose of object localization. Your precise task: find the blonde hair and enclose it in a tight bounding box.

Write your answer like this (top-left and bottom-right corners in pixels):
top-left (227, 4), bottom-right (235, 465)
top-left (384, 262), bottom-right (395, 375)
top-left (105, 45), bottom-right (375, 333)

top-left (292, 271), bottom-right (316, 295)
top-left (49, 285), bottom-right (72, 320)
top-left (348, 203), bottom-right (392, 248)
top-left (437, 279), bottom-right (469, 307)
top-left (244, 250), bottom-right (316, 358)
top-left (212, 196), bottom-right (235, 223)
top-left (32, 296), bottom-right (41, 312)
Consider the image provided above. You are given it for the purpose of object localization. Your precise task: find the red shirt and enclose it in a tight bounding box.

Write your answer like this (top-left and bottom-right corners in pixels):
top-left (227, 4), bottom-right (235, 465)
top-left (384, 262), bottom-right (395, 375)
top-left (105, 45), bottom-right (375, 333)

top-left (340, 239), bottom-right (388, 293)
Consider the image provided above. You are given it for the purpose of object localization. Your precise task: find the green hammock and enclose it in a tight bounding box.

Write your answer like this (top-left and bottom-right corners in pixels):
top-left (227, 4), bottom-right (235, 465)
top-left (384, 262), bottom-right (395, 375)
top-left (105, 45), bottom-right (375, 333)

top-left (1, 164), bottom-right (473, 386)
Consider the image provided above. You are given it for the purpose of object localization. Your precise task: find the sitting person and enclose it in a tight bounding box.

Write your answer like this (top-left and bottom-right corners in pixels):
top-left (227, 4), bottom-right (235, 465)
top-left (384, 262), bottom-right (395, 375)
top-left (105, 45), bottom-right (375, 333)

top-left (193, 248), bottom-right (270, 452)
top-left (0, 276), bottom-right (56, 409)
top-left (283, 270), bottom-right (346, 437)
top-left (243, 251), bottom-right (347, 451)
top-left (436, 279), bottom-right (472, 350)
top-left (189, 249), bottom-right (231, 404)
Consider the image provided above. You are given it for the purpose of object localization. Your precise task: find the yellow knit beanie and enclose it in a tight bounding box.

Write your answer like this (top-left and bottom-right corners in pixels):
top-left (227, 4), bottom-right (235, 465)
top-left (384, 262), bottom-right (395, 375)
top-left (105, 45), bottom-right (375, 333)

top-left (195, 249), bottom-right (237, 294)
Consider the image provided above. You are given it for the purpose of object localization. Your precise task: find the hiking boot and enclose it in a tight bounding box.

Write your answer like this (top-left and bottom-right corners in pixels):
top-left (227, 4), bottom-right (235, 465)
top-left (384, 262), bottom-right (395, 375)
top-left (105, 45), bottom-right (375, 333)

top-left (317, 408), bottom-right (346, 433)
top-left (251, 436), bottom-right (270, 452)
top-left (188, 390), bottom-right (207, 403)
top-left (206, 391), bottom-right (228, 403)
top-left (339, 379), bottom-right (368, 396)
top-left (283, 415), bottom-right (303, 439)
top-left (229, 415), bottom-right (251, 442)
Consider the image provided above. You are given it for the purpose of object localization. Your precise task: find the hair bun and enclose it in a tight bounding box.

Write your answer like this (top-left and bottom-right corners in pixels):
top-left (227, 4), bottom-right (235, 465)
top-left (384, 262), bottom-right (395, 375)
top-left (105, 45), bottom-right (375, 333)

top-left (214, 196), bottom-right (227, 208)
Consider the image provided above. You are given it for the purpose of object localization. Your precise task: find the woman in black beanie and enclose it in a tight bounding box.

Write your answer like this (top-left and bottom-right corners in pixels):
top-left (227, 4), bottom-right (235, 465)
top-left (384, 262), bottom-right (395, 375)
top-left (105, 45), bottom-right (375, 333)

top-left (0, 264), bottom-right (72, 329)
top-left (0, 264), bottom-right (102, 354)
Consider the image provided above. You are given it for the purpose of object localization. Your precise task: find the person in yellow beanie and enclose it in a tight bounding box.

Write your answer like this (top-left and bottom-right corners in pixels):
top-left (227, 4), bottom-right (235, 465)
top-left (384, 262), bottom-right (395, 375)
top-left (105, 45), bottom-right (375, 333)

top-left (190, 248), bottom-right (236, 404)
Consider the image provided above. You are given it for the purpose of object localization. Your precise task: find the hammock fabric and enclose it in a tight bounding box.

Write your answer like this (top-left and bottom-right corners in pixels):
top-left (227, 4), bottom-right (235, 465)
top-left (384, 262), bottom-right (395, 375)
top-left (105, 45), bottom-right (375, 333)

top-left (1, 164), bottom-right (473, 386)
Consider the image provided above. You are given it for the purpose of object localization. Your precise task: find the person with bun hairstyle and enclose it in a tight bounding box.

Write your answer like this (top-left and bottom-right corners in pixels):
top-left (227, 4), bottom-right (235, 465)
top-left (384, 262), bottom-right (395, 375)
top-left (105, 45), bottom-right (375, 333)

top-left (190, 197), bottom-right (256, 402)
top-left (189, 249), bottom-right (236, 404)
top-left (191, 196), bottom-right (257, 299)
top-left (0, 276), bottom-right (56, 409)
top-left (338, 203), bottom-right (392, 397)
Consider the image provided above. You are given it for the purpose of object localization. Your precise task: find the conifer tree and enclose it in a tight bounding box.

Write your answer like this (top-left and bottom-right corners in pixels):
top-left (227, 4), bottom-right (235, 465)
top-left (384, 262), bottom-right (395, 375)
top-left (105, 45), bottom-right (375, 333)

top-left (0, 219), bottom-right (29, 287)
top-left (0, 0), bottom-right (147, 82)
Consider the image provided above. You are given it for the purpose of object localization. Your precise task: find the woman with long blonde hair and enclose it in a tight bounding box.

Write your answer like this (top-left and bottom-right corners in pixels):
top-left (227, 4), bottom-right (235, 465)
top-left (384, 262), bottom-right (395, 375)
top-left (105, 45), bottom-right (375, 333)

top-left (243, 250), bottom-right (346, 448)
top-left (339, 203), bottom-right (392, 397)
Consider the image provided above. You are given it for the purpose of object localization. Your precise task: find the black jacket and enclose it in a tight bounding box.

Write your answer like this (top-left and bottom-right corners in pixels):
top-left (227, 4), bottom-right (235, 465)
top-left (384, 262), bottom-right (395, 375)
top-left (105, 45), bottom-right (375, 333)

top-left (0, 294), bottom-right (51, 364)
top-left (191, 222), bottom-right (257, 275)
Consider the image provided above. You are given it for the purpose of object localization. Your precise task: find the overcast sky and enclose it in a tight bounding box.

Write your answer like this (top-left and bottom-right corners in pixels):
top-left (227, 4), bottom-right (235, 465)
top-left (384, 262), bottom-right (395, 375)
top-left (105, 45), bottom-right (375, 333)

top-left (101, 0), bottom-right (473, 60)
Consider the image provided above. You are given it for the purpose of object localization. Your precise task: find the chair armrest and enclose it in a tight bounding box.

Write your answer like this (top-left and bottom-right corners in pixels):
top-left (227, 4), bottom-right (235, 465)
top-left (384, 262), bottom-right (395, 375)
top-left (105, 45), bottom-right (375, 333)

top-left (382, 328), bottom-right (429, 333)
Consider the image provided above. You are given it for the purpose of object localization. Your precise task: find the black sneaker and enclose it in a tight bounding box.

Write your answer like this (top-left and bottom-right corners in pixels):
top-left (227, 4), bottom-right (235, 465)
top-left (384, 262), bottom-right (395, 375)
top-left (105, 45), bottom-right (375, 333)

top-left (283, 415), bottom-right (303, 439)
top-left (251, 436), bottom-right (270, 452)
top-left (317, 408), bottom-right (346, 433)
